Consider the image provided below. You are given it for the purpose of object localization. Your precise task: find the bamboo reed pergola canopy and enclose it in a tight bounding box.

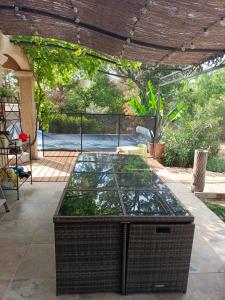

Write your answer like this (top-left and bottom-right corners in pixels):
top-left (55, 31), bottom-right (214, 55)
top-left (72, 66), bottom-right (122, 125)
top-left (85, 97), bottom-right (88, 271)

top-left (0, 1), bottom-right (225, 65)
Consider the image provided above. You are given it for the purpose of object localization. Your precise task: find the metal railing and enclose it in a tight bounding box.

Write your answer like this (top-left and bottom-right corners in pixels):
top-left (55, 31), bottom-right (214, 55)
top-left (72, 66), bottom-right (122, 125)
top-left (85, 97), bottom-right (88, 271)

top-left (40, 112), bottom-right (156, 157)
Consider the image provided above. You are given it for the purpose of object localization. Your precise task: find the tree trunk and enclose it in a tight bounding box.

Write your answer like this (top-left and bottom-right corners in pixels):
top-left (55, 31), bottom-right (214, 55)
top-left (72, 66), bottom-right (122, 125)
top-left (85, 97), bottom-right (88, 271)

top-left (191, 149), bottom-right (208, 193)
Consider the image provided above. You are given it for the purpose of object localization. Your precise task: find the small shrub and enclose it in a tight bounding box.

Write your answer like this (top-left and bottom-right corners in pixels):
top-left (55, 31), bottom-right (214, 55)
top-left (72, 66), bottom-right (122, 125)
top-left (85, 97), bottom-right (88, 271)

top-left (49, 114), bottom-right (81, 133)
top-left (48, 114), bottom-right (116, 134)
top-left (0, 87), bottom-right (15, 98)
top-left (207, 157), bottom-right (225, 173)
top-left (163, 116), bottom-right (221, 167)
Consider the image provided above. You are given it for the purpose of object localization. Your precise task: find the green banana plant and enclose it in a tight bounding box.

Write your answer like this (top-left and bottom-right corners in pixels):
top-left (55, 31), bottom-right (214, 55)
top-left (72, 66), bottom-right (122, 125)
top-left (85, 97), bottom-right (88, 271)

top-left (129, 80), bottom-right (187, 142)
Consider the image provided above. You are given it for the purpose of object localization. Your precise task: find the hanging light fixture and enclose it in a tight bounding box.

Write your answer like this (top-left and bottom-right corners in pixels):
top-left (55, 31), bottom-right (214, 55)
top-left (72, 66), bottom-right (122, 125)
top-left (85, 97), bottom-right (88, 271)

top-left (203, 28), bottom-right (209, 37)
top-left (21, 15), bottom-right (27, 21)
top-left (220, 17), bottom-right (225, 26)
top-left (14, 6), bottom-right (19, 13)
top-left (190, 42), bottom-right (195, 49)
top-left (141, 7), bottom-right (148, 14)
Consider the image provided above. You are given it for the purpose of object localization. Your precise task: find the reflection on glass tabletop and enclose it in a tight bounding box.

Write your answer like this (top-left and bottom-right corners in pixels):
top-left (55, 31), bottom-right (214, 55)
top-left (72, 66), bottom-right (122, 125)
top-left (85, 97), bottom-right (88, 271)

top-left (58, 153), bottom-right (191, 218)
top-left (59, 190), bottom-right (123, 216)
top-left (120, 190), bottom-right (189, 217)
top-left (74, 162), bottom-right (113, 173)
top-left (68, 172), bottom-right (116, 190)
top-left (115, 171), bottom-right (169, 190)
top-left (77, 153), bottom-right (114, 163)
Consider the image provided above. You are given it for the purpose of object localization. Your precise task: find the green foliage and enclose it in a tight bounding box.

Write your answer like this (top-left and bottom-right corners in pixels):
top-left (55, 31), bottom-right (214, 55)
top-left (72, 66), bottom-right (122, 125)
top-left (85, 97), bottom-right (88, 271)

top-left (129, 80), bottom-right (187, 142)
top-left (49, 114), bottom-right (115, 134)
top-left (129, 80), bottom-right (157, 116)
top-left (48, 114), bottom-right (80, 133)
top-left (129, 97), bottom-right (147, 116)
top-left (163, 114), bottom-right (221, 167)
top-left (203, 200), bottom-right (225, 223)
top-left (207, 157), bottom-right (225, 173)
top-left (11, 35), bottom-right (103, 87)
top-left (167, 101), bottom-right (187, 122)
top-left (64, 73), bottom-right (126, 113)
top-left (0, 87), bottom-right (15, 98)
top-left (38, 99), bottom-right (55, 131)
top-left (11, 36), bottom-right (106, 127)
top-left (59, 190), bottom-right (122, 216)
top-left (10, 36), bottom-right (176, 130)
top-left (166, 69), bottom-right (225, 123)
top-left (161, 68), bottom-right (225, 167)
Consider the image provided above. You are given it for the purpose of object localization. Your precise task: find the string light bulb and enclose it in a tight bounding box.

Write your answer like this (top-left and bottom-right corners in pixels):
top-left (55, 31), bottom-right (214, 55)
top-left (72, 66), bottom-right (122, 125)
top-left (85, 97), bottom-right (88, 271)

top-left (141, 7), bottom-right (148, 14)
top-left (203, 28), bottom-right (209, 37)
top-left (181, 46), bottom-right (185, 52)
top-left (126, 38), bottom-right (131, 44)
top-left (190, 42), bottom-right (195, 49)
top-left (220, 17), bottom-right (225, 26)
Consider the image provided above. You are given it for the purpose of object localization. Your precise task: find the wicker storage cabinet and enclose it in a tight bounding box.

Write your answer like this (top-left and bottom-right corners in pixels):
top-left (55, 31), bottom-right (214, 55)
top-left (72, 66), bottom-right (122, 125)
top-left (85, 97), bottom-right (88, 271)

top-left (55, 222), bottom-right (122, 295)
top-left (126, 223), bottom-right (195, 293)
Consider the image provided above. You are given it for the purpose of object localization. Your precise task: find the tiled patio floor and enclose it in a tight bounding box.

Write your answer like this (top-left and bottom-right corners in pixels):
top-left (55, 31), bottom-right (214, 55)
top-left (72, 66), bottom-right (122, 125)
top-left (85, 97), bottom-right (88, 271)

top-left (0, 181), bottom-right (225, 300)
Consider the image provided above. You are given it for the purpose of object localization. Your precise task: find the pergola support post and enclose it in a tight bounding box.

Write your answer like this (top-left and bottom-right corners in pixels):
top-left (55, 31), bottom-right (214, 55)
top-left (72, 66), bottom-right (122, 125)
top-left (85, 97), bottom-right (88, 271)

top-left (191, 149), bottom-right (208, 193)
top-left (17, 71), bottom-right (38, 159)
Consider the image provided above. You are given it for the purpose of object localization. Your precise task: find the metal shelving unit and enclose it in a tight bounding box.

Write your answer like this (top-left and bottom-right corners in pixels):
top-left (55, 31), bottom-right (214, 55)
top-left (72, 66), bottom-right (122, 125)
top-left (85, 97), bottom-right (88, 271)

top-left (0, 97), bottom-right (32, 200)
top-left (0, 186), bottom-right (9, 212)
top-left (0, 139), bottom-right (32, 200)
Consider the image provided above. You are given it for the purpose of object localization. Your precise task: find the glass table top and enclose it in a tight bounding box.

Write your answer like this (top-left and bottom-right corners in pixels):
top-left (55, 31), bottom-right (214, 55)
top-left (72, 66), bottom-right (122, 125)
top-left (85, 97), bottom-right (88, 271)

top-left (74, 162), bottom-right (114, 173)
top-left (120, 190), bottom-right (189, 216)
top-left (59, 190), bottom-right (123, 216)
top-left (68, 172), bottom-right (116, 190)
top-left (59, 153), bottom-right (191, 218)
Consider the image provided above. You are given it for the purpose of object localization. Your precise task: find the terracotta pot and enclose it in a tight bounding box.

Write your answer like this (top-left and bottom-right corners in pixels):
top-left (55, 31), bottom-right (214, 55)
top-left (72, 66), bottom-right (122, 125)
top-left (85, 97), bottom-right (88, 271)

top-left (148, 142), bottom-right (165, 160)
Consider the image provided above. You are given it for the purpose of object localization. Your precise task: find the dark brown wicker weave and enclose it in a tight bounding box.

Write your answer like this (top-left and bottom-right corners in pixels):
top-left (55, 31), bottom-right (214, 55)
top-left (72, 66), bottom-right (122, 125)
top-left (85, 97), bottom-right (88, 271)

top-left (126, 223), bottom-right (195, 293)
top-left (55, 222), bottom-right (122, 295)
top-left (54, 154), bottom-right (195, 295)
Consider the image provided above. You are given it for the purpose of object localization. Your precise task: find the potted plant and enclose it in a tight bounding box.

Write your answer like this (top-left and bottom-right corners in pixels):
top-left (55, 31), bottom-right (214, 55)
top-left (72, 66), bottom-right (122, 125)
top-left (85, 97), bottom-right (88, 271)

top-left (129, 80), bottom-right (186, 159)
top-left (0, 87), bottom-right (16, 103)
